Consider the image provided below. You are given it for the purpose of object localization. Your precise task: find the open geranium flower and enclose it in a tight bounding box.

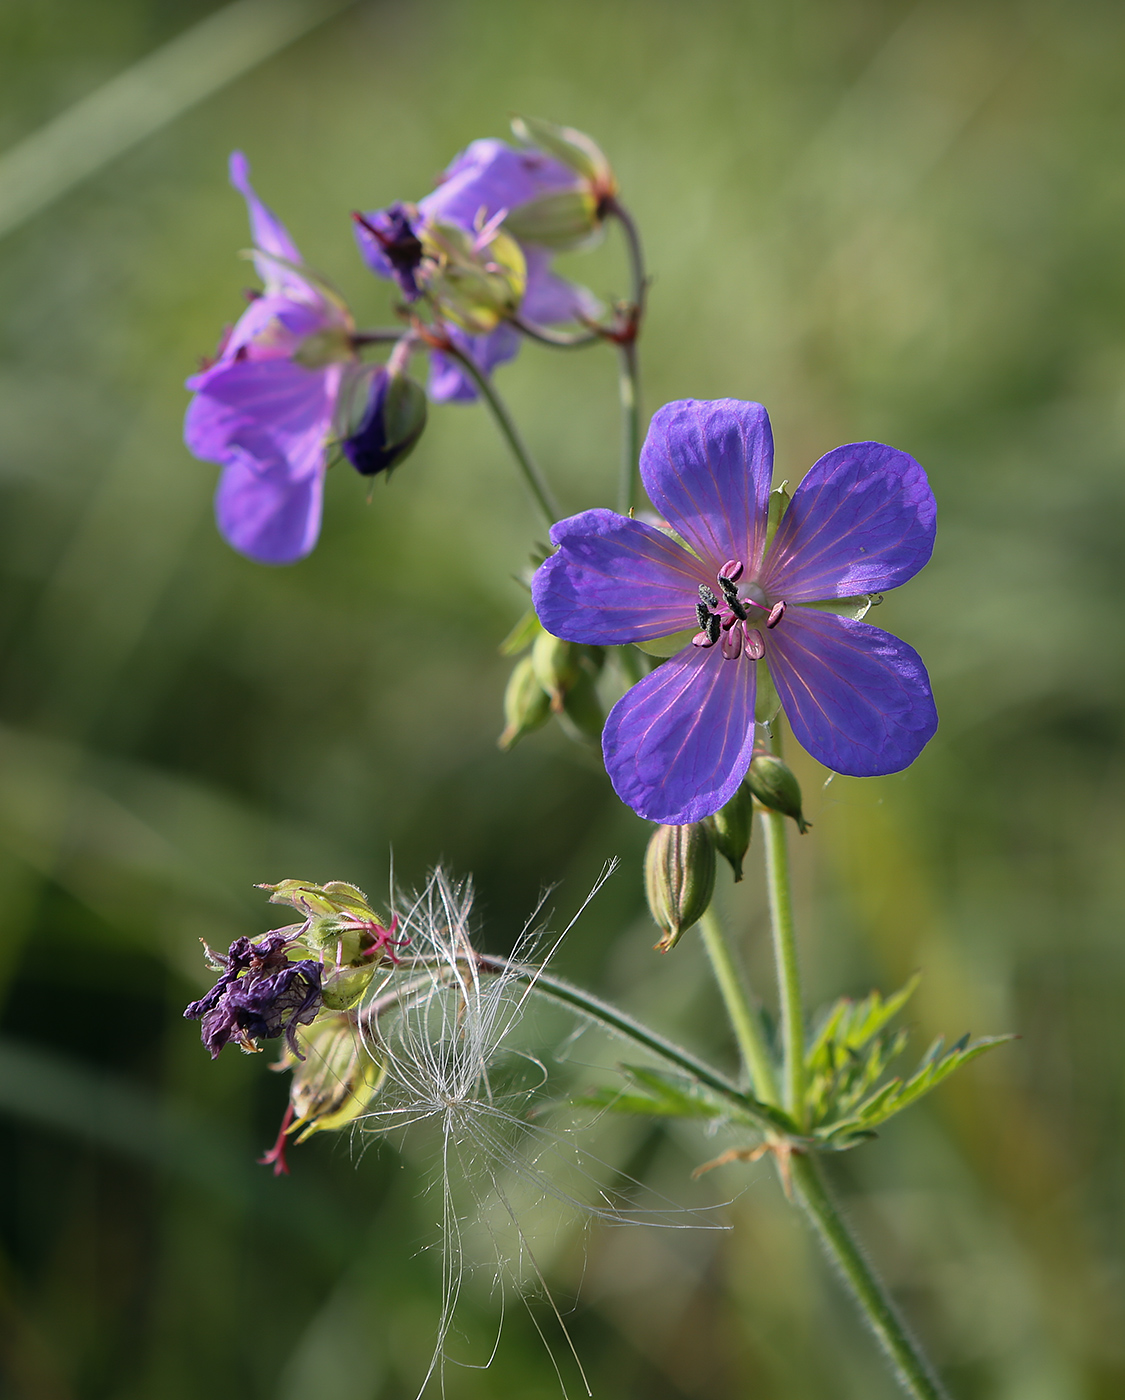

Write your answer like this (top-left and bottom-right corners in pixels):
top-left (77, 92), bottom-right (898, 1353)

top-left (532, 399), bottom-right (938, 823)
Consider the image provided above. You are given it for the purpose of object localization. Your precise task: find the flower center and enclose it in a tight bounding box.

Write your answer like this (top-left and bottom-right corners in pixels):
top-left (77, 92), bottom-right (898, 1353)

top-left (692, 559), bottom-right (786, 661)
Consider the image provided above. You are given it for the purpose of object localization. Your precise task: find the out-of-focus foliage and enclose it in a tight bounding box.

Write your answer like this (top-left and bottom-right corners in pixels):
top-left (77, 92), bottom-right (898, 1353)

top-left (2, 0), bottom-right (1125, 1396)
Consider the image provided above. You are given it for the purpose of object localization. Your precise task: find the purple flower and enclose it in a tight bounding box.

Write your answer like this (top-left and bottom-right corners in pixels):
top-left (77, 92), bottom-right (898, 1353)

top-left (354, 139), bottom-right (598, 402)
top-left (185, 153), bottom-right (359, 565)
top-left (532, 399), bottom-right (938, 823)
top-left (184, 930), bottom-right (323, 1059)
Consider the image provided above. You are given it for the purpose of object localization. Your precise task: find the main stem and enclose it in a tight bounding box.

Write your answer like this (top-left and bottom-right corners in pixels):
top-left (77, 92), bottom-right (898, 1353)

top-left (790, 1155), bottom-right (951, 1400)
top-left (441, 341), bottom-right (560, 532)
top-left (698, 906), bottom-right (777, 1103)
top-left (752, 734), bottom-right (950, 1398)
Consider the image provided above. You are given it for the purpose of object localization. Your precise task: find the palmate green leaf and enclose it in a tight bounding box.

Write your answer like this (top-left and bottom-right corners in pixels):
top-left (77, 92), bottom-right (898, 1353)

top-left (816, 1034), bottom-right (1016, 1148)
top-left (805, 976), bottom-right (920, 1127)
top-left (578, 1064), bottom-right (775, 1127)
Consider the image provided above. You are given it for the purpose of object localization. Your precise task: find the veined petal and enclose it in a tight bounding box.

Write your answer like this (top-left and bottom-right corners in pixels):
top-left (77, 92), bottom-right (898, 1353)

top-left (418, 139), bottom-right (578, 228)
top-left (602, 647), bottom-right (758, 823)
top-left (185, 359), bottom-right (337, 479)
top-left (639, 400), bottom-right (774, 572)
top-left (228, 152), bottom-right (306, 299)
top-left (762, 442), bottom-right (935, 602)
top-left (765, 608), bottom-right (937, 776)
top-left (215, 455), bottom-right (324, 565)
top-left (522, 248), bottom-right (600, 324)
top-left (534, 510), bottom-right (708, 644)
top-left (427, 324), bottom-right (520, 402)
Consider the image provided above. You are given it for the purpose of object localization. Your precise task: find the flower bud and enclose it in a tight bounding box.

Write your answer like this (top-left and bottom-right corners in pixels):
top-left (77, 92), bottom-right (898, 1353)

top-left (420, 219), bottom-right (526, 334)
top-left (510, 116), bottom-right (617, 202)
top-left (283, 1014), bottom-right (386, 1142)
top-left (705, 782), bottom-right (755, 882)
top-left (559, 668), bottom-right (604, 742)
top-left (531, 631), bottom-right (582, 712)
top-left (644, 822), bottom-right (716, 953)
top-left (747, 754), bottom-right (811, 833)
top-left (498, 655), bottom-right (551, 750)
top-left (503, 189), bottom-right (602, 251)
top-left (341, 365), bottom-right (427, 478)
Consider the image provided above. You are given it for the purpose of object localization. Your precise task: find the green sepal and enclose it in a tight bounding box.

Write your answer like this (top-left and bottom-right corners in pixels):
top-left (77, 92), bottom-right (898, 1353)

top-left (499, 608), bottom-right (543, 656)
top-left (498, 655), bottom-right (551, 750)
top-left (806, 594), bottom-right (882, 621)
top-left (705, 781), bottom-right (754, 881)
top-left (503, 190), bottom-right (603, 251)
top-left (763, 482), bottom-right (790, 554)
top-left (635, 628), bottom-right (695, 658)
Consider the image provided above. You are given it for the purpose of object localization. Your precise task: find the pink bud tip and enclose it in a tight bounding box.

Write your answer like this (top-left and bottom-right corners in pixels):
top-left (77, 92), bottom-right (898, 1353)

top-left (692, 631), bottom-right (716, 649)
top-left (766, 601), bottom-right (787, 629)
top-left (718, 559), bottom-right (744, 582)
top-left (743, 626), bottom-right (765, 660)
top-left (721, 627), bottom-right (743, 661)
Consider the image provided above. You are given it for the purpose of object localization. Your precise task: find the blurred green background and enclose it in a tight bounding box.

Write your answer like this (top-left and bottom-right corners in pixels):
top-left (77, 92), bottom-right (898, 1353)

top-left (2, 0), bottom-right (1125, 1395)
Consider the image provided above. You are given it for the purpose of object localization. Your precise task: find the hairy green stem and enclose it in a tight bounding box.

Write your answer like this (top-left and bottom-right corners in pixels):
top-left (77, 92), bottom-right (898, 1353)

top-left (441, 341), bottom-right (560, 531)
top-left (698, 906), bottom-right (778, 1104)
top-left (790, 1155), bottom-right (951, 1400)
top-left (761, 804), bottom-right (806, 1123)
top-left (476, 954), bottom-right (793, 1135)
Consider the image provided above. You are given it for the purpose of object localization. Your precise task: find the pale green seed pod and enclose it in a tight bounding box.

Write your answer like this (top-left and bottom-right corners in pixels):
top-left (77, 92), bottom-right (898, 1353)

top-left (419, 220), bottom-right (526, 334)
top-left (503, 189), bottom-right (602, 251)
top-left (498, 655), bottom-right (551, 750)
top-left (705, 782), bottom-right (755, 882)
top-left (285, 1015), bottom-right (386, 1142)
top-left (644, 822), bottom-right (716, 953)
top-left (747, 753), bottom-right (811, 833)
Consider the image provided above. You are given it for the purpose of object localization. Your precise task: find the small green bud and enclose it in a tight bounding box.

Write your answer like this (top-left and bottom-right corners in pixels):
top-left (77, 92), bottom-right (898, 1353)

top-left (644, 822), bottom-right (716, 953)
top-left (531, 631), bottom-right (582, 711)
top-left (283, 1015), bottom-right (386, 1142)
top-left (420, 219), bottom-right (526, 334)
top-left (559, 667), bottom-right (604, 741)
top-left (503, 189), bottom-right (602, 251)
top-left (510, 116), bottom-right (617, 200)
top-left (705, 782), bottom-right (755, 882)
top-left (498, 655), bottom-right (551, 750)
top-left (747, 754), bottom-right (811, 833)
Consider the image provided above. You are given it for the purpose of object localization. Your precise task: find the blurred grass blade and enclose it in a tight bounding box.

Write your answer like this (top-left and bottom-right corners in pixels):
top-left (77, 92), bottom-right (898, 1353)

top-left (0, 0), bottom-right (357, 241)
top-left (0, 1036), bottom-right (347, 1250)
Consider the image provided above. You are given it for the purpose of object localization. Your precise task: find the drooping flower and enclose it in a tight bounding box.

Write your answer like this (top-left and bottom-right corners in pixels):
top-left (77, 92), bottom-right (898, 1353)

top-left (354, 138), bottom-right (599, 402)
top-left (185, 155), bottom-right (424, 564)
top-left (184, 930), bottom-right (323, 1059)
top-left (532, 399), bottom-right (938, 823)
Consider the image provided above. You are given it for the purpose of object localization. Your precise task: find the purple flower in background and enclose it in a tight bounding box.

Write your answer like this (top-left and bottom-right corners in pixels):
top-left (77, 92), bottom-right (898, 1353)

top-left (184, 931), bottom-right (323, 1059)
top-left (532, 399), bottom-right (937, 824)
top-left (185, 153), bottom-right (358, 564)
top-left (354, 139), bottom-right (598, 402)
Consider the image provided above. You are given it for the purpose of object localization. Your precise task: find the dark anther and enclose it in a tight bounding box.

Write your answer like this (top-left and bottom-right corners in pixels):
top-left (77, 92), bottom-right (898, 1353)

top-left (696, 601), bottom-right (711, 630)
top-left (699, 584), bottom-right (719, 609)
top-left (718, 575), bottom-right (748, 620)
top-left (706, 611), bottom-right (721, 646)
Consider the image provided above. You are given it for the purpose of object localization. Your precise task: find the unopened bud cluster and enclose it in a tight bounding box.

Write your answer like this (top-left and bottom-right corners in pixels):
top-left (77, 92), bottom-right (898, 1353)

top-left (498, 614), bottom-right (605, 750)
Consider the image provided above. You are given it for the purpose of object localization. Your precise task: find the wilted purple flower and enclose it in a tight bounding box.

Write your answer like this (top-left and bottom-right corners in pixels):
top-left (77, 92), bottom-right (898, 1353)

top-left (532, 399), bottom-right (938, 823)
top-left (184, 930), bottom-right (323, 1059)
top-left (185, 153), bottom-right (364, 565)
top-left (355, 139), bottom-right (598, 402)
